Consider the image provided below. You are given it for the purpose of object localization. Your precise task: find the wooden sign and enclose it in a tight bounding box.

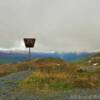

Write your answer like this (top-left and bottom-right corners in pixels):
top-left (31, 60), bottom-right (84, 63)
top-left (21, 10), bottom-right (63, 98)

top-left (24, 38), bottom-right (36, 48)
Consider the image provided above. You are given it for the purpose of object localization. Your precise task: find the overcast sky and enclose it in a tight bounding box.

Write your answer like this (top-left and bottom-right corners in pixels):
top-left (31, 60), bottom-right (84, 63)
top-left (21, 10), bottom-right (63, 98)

top-left (0, 0), bottom-right (100, 52)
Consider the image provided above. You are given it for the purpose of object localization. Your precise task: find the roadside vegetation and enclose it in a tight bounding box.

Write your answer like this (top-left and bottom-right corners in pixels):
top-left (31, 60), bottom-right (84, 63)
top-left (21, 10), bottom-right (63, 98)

top-left (19, 56), bottom-right (100, 93)
top-left (0, 54), bottom-right (100, 94)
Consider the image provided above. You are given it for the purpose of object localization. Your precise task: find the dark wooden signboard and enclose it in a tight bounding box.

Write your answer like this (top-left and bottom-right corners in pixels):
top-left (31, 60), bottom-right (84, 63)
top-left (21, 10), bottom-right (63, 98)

top-left (24, 38), bottom-right (36, 48)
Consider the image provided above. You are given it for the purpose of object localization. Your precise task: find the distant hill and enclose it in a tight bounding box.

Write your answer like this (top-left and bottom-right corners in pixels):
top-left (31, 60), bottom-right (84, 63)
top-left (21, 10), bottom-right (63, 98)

top-left (0, 57), bottom-right (69, 76)
top-left (0, 51), bottom-right (92, 64)
top-left (78, 52), bottom-right (100, 66)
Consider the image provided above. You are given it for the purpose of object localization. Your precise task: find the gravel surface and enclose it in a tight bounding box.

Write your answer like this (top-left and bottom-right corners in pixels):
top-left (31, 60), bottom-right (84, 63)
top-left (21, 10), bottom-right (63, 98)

top-left (0, 71), bottom-right (100, 100)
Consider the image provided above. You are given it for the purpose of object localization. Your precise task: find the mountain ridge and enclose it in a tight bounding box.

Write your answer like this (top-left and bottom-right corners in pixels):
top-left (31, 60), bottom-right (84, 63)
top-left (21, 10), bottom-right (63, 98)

top-left (0, 51), bottom-right (92, 64)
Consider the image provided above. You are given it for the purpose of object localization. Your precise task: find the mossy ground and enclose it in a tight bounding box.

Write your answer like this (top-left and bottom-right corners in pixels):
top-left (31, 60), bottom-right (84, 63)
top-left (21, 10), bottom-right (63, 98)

top-left (18, 58), bottom-right (100, 94)
top-left (0, 57), bottom-right (100, 95)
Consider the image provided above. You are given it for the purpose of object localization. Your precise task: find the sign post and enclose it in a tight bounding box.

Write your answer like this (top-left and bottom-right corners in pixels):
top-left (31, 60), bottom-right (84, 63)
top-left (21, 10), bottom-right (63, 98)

top-left (24, 38), bottom-right (36, 60)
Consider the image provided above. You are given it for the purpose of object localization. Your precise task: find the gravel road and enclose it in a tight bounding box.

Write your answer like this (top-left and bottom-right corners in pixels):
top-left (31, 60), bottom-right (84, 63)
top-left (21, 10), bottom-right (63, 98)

top-left (0, 71), bottom-right (100, 100)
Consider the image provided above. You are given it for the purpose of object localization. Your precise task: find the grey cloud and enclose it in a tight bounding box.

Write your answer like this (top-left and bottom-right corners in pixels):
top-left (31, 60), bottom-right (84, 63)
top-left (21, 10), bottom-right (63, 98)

top-left (0, 0), bottom-right (100, 52)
